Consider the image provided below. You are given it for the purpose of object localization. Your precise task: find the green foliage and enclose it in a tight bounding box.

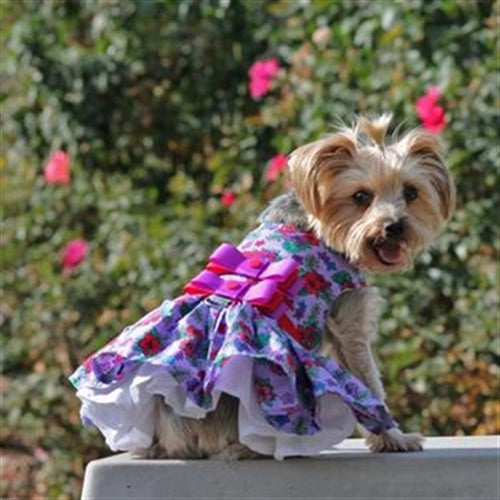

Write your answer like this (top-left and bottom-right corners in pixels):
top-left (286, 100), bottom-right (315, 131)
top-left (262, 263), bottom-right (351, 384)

top-left (1, 0), bottom-right (498, 497)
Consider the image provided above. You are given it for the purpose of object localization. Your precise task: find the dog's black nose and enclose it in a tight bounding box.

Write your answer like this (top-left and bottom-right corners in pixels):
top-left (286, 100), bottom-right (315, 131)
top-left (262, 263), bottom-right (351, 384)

top-left (385, 220), bottom-right (404, 239)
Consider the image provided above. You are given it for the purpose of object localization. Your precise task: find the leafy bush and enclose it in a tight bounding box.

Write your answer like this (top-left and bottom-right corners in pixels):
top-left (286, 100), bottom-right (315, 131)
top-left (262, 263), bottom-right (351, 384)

top-left (1, 0), bottom-right (498, 497)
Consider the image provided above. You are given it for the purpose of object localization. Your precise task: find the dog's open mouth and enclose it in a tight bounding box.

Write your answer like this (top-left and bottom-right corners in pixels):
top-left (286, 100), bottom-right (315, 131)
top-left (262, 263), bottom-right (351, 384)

top-left (372, 239), bottom-right (406, 266)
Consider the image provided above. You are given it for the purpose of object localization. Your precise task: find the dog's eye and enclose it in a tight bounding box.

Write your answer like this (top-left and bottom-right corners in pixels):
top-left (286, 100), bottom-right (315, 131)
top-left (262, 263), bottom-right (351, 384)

top-left (404, 185), bottom-right (418, 203)
top-left (352, 190), bottom-right (373, 207)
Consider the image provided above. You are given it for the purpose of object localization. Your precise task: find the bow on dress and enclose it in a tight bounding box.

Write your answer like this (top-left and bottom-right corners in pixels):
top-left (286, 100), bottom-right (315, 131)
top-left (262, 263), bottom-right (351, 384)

top-left (183, 243), bottom-right (303, 320)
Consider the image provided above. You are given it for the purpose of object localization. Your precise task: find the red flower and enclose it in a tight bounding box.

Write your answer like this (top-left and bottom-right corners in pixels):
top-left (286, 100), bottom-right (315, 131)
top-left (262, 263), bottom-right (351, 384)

top-left (415, 86), bottom-right (447, 133)
top-left (44, 150), bottom-right (70, 184)
top-left (186, 325), bottom-right (203, 338)
top-left (303, 231), bottom-right (319, 246)
top-left (269, 363), bottom-right (285, 375)
top-left (221, 191), bottom-right (236, 206)
top-left (248, 58), bottom-right (280, 99)
top-left (181, 340), bottom-right (196, 356)
top-left (303, 271), bottom-right (329, 294)
top-left (290, 326), bottom-right (316, 350)
top-left (265, 153), bottom-right (288, 182)
top-left (216, 322), bottom-right (227, 335)
top-left (255, 381), bottom-right (274, 402)
top-left (277, 224), bottom-right (297, 235)
top-left (341, 281), bottom-right (356, 291)
top-left (242, 249), bottom-right (277, 262)
top-left (61, 238), bottom-right (88, 272)
top-left (139, 333), bottom-right (161, 356)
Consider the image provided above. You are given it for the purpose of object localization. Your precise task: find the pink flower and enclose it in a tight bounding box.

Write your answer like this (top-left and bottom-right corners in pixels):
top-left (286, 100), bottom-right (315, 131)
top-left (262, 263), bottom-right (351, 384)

top-left (44, 150), bottom-right (70, 184)
top-left (220, 191), bottom-right (236, 206)
top-left (248, 58), bottom-right (280, 100)
top-left (415, 86), bottom-right (447, 133)
top-left (265, 153), bottom-right (288, 182)
top-left (61, 238), bottom-right (88, 272)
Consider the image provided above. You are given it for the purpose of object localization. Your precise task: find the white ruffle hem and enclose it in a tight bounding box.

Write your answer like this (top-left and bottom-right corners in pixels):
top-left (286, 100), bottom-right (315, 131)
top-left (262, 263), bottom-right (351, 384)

top-left (76, 356), bottom-right (357, 460)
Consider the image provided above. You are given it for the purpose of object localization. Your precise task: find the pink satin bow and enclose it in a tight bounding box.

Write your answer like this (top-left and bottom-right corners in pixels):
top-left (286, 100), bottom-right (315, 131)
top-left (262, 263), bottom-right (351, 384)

top-left (183, 243), bottom-right (302, 318)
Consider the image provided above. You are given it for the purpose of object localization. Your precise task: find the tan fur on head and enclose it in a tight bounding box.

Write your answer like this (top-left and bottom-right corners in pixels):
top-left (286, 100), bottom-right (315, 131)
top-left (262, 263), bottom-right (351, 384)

top-left (357, 113), bottom-right (393, 147)
top-left (288, 115), bottom-right (455, 273)
top-left (288, 132), bottom-right (357, 218)
top-left (394, 129), bottom-right (456, 219)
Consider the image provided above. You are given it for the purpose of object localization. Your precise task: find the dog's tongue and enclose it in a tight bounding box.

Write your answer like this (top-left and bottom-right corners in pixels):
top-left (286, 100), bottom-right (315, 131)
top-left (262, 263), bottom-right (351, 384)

top-left (375, 241), bottom-right (403, 265)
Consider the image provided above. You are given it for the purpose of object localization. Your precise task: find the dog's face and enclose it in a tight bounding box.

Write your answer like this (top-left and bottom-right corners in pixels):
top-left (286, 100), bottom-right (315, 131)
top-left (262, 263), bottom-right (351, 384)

top-left (288, 115), bottom-right (455, 273)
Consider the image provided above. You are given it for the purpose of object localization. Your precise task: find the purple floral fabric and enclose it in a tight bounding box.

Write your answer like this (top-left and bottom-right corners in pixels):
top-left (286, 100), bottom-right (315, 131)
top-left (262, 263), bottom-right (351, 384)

top-left (70, 222), bottom-right (397, 442)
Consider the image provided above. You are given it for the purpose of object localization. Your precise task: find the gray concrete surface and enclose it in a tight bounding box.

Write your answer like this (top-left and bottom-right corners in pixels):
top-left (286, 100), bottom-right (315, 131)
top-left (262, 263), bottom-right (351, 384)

top-left (81, 435), bottom-right (499, 499)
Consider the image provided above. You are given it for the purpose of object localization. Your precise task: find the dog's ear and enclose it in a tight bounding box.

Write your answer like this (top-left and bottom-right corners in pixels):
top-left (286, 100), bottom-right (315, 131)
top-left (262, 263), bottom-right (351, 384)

top-left (288, 133), bottom-right (357, 217)
top-left (398, 129), bottom-right (456, 220)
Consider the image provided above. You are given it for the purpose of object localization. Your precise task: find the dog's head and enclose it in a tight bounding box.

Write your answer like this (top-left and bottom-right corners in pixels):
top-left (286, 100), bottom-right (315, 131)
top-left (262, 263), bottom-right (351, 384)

top-left (288, 114), bottom-right (455, 273)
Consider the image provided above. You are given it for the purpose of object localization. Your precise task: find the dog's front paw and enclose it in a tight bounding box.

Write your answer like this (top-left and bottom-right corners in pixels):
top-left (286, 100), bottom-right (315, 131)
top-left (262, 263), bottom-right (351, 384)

top-left (366, 428), bottom-right (424, 453)
top-left (136, 443), bottom-right (169, 459)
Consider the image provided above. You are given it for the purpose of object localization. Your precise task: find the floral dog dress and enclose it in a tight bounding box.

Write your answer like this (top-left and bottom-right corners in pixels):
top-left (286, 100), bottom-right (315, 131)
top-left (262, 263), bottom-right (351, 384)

top-left (70, 222), bottom-right (397, 459)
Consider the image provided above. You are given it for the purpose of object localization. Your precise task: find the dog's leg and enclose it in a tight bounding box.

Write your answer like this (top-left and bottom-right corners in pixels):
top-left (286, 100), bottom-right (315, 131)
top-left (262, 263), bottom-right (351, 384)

top-left (323, 288), bottom-right (386, 399)
top-left (144, 396), bottom-right (204, 459)
top-left (324, 287), bottom-right (423, 452)
top-left (211, 443), bottom-right (263, 461)
top-left (144, 393), bottom-right (259, 459)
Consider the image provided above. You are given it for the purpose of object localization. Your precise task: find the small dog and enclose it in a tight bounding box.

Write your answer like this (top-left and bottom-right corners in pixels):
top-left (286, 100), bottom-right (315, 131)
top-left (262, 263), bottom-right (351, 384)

top-left (146, 114), bottom-right (455, 459)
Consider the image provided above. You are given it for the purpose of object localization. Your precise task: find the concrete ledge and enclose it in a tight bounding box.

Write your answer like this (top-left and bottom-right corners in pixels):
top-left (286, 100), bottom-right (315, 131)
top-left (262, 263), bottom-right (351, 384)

top-left (82, 436), bottom-right (499, 499)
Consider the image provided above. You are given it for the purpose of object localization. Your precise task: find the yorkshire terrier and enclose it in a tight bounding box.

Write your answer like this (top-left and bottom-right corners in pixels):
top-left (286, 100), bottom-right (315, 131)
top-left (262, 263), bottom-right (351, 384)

top-left (145, 114), bottom-right (455, 459)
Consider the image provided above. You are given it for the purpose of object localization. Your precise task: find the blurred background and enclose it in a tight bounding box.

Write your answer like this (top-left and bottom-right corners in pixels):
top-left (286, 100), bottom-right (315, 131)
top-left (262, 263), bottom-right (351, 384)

top-left (1, 0), bottom-right (498, 497)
